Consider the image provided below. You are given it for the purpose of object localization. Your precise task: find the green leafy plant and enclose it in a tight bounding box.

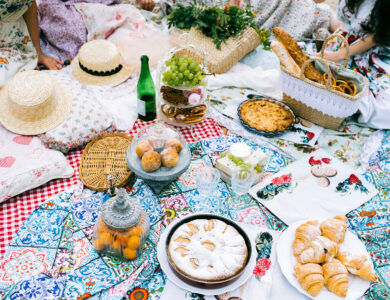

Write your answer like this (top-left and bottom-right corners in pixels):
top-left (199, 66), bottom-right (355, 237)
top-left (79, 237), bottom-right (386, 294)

top-left (167, 0), bottom-right (270, 50)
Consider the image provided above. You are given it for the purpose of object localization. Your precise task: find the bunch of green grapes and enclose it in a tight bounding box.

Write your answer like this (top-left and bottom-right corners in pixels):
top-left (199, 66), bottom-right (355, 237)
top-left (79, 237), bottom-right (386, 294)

top-left (162, 55), bottom-right (206, 87)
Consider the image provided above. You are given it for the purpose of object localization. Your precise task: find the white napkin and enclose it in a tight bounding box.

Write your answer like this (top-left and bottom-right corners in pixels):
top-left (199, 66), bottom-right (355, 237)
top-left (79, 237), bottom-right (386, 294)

top-left (207, 63), bottom-right (283, 100)
top-left (249, 149), bottom-right (377, 225)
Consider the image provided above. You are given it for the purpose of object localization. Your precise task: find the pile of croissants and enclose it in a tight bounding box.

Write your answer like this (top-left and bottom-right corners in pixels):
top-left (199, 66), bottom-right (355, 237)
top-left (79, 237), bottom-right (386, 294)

top-left (292, 216), bottom-right (378, 298)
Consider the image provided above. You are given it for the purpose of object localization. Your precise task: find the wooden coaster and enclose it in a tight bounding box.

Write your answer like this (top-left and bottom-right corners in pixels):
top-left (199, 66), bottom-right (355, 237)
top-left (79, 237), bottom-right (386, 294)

top-left (80, 133), bottom-right (133, 191)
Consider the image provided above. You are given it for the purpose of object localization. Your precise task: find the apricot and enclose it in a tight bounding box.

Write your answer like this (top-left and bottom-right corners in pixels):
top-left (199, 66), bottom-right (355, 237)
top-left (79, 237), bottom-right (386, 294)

top-left (93, 238), bottom-right (105, 251)
top-left (134, 227), bottom-right (143, 236)
top-left (99, 232), bottom-right (113, 244)
top-left (111, 240), bottom-right (122, 253)
top-left (123, 248), bottom-right (137, 260)
top-left (117, 234), bottom-right (129, 247)
top-left (127, 236), bottom-right (140, 249)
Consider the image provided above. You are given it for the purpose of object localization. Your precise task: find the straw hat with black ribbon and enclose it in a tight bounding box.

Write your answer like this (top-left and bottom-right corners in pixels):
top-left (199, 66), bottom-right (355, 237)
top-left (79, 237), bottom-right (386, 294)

top-left (72, 39), bottom-right (133, 87)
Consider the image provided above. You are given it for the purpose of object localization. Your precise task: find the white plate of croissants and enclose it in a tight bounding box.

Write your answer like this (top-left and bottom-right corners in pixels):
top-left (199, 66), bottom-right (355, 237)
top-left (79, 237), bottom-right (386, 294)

top-left (277, 216), bottom-right (378, 299)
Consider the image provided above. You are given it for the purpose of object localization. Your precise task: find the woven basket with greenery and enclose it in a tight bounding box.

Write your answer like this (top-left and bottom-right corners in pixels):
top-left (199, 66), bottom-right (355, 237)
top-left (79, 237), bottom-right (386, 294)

top-left (168, 1), bottom-right (270, 74)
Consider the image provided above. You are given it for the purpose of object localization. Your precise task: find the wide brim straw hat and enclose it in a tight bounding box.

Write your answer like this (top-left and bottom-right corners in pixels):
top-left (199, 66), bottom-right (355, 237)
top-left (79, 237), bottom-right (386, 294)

top-left (0, 70), bottom-right (72, 135)
top-left (72, 40), bottom-right (133, 87)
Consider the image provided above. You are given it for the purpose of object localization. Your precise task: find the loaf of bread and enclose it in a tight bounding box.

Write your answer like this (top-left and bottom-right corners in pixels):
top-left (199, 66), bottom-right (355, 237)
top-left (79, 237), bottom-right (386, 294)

top-left (273, 27), bottom-right (322, 83)
top-left (271, 41), bottom-right (300, 75)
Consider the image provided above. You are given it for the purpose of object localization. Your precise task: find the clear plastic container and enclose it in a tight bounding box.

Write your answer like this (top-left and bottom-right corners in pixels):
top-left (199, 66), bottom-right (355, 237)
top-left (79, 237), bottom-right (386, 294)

top-left (92, 188), bottom-right (150, 260)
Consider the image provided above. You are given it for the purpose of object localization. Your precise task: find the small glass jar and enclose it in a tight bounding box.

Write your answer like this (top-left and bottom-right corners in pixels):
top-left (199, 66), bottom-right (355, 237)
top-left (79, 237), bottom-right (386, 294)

top-left (92, 188), bottom-right (150, 260)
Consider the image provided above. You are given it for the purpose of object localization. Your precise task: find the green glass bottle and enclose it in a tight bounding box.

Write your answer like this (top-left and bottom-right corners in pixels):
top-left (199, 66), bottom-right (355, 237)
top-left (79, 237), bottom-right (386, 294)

top-left (137, 55), bottom-right (156, 121)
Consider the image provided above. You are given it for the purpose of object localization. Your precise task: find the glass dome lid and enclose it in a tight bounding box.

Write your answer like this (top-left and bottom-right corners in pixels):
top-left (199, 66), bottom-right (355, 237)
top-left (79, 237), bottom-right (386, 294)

top-left (101, 188), bottom-right (143, 230)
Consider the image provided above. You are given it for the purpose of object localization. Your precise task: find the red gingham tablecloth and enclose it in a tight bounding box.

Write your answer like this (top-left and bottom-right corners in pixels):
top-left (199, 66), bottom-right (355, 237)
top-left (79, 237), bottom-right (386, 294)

top-left (0, 118), bottom-right (224, 258)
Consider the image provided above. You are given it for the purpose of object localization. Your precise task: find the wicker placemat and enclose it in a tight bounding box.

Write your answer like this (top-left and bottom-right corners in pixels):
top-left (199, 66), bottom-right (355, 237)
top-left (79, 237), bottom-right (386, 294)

top-left (79, 133), bottom-right (133, 191)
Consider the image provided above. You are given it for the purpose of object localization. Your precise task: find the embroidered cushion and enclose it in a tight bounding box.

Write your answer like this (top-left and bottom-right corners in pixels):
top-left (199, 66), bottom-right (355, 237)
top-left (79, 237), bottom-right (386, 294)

top-left (0, 125), bottom-right (74, 203)
top-left (38, 71), bottom-right (116, 153)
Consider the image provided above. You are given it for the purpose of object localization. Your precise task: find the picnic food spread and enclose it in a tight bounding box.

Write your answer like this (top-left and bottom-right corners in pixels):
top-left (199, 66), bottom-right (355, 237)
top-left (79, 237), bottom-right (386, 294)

top-left (168, 219), bottom-right (248, 282)
top-left (0, 2), bottom-right (387, 300)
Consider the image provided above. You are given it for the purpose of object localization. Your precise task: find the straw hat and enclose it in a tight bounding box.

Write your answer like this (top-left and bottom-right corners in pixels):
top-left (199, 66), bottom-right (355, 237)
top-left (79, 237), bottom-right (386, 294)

top-left (0, 70), bottom-right (73, 135)
top-left (72, 40), bottom-right (133, 87)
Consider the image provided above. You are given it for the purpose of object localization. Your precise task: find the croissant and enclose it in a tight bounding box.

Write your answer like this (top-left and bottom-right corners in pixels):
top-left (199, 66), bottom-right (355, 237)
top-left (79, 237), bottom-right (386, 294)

top-left (297, 236), bottom-right (339, 264)
top-left (292, 220), bottom-right (321, 256)
top-left (294, 263), bottom-right (325, 297)
top-left (321, 216), bottom-right (348, 244)
top-left (337, 249), bottom-right (378, 282)
top-left (323, 259), bottom-right (349, 297)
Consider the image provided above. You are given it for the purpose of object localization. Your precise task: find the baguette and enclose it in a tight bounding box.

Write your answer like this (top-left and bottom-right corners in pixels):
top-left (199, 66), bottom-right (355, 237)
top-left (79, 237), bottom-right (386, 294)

top-left (273, 27), bottom-right (322, 83)
top-left (271, 41), bottom-right (300, 75)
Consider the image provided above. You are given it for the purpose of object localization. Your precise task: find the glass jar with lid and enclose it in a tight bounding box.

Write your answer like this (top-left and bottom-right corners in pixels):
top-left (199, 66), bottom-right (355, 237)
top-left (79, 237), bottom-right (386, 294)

top-left (92, 188), bottom-right (150, 260)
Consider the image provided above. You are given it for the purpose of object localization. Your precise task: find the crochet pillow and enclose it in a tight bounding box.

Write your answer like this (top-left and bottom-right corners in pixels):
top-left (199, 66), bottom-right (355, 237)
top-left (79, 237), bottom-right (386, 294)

top-left (0, 125), bottom-right (74, 203)
top-left (38, 72), bottom-right (116, 153)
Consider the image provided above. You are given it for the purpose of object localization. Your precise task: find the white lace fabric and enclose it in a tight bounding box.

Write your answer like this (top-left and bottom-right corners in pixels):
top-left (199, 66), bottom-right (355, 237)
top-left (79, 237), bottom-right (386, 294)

top-left (280, 71), bottom-right (365, 118)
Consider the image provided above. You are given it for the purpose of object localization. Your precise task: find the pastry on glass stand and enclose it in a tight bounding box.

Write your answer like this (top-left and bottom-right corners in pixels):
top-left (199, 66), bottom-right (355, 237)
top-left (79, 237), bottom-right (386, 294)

top-left (157, 47), bottom-right (209, 126)
top-left (126, 123), bottom-right (191, 194)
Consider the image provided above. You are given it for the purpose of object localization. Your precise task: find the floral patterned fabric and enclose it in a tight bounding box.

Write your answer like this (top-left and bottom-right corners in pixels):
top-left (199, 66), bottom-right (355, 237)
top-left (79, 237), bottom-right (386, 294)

top-left (0, 0), bottom-right (38, 86)
top-left (0, 135), bottom-right (288, 299)
top-left (243, 0), bottom-right (332, 40)
top-left (38, 70), bottom-right (115, 153)
top-left (326, 0), bottom-right (390, 129)
top-left (0, 124), bottom-right (74, 203)
top-left (172, 0), bottom-right (332, 40)
top-left (36, 0), bottom-right (122, 62)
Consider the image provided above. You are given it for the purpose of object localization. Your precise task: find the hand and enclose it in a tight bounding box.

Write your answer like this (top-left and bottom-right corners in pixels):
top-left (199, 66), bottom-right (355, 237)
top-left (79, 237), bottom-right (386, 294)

top-left (137, 0), bottom-right (155, 11)
top-left (37, 53), bottom-right (63, 70)
top-left (315, 50), bottom-right (346, 63)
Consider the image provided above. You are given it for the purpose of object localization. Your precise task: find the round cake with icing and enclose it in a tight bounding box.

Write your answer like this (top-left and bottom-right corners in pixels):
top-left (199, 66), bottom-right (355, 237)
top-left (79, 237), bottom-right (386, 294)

top-left (78, 40), bottom-right (121, 72)
top-left (168, 219), bottom-right (248, 282)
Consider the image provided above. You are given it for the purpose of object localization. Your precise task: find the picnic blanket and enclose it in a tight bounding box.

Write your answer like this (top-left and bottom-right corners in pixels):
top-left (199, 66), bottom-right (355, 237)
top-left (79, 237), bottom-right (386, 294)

top-left (0, 118), bottom-right (225, 259)
top-left (0, 135), bottom-right (287, 299)
top-left (1, 129), bottom-right (390, 299)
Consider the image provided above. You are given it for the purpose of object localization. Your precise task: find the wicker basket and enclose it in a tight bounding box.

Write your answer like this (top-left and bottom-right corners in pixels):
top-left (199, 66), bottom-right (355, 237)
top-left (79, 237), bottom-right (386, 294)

top-left (171, 27), bottom-right (260, 74)
top-left (280, 34), bottom-right (369, 131)
top-left (79, 133), bottom-right (133, 192)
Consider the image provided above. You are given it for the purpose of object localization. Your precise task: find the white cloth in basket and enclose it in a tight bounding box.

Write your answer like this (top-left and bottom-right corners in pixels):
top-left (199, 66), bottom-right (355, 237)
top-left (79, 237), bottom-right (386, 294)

top-left (280, 71), bottom-right (366, 118)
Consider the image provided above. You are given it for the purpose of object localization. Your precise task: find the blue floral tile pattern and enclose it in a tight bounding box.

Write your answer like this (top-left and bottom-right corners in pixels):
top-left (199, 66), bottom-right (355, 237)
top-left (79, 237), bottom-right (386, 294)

top-left (70, 193), bottom-right (104, 229)
top-left (63, 258), bottom-right (120, 298)
top-left (133, 182), bottom-right (162, 226)
top-left (183, 181), bottom-right (230, 217)
top-left (11, 209), bottom-right (68, 248)
top-left (5, 273), bottom-right (66, 300)
top-left (201, 136), bottom-right (239, 154)
top-left (175, 156), bottom-right (213, 193)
